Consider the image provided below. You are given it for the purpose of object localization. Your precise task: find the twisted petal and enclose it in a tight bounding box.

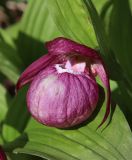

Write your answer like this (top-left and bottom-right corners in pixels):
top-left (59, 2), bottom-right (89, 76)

top-left (27, 66), bottom-right (98, 128)
top-left (92, 61), bottom-right (111, 127)
top-left (16, 54), bottom-right (58, 91)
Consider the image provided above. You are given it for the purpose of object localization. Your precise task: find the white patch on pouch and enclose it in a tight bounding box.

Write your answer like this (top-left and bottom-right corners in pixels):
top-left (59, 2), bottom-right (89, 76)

top-left (40, 75), bottom-right (65, 98)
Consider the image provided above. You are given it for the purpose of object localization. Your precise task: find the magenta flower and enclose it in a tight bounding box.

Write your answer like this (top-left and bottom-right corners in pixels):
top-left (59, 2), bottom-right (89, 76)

top-left (0, 146), bottom-right (7, 160)
top-left (16, 37), bottom-right (111, 128)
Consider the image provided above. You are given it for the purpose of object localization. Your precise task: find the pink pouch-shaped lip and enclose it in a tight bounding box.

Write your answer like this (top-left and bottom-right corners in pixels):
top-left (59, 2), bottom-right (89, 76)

top-left (16, 37), bottom-right (111, 128)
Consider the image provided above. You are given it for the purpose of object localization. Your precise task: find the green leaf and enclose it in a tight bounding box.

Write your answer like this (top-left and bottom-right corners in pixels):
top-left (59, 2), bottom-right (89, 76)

top-left (92, 0), bottom-right (109, 14)
top-left (7, 153), bottom-right (42, 160)
top-left (3, 134), bottom-right (43, 160)
top-left (5, 22), bottom-right (21, 40)
top-left (0, 84), bottom-right (11, 144)
top-left (0, 30), bottom-right (22, 83)
top-left (0, 84), bottom-right (11, 122)
top-left (0, 56), bottom-right (19, 83)
top-left (112, 80), bottom-right (132, 129)
top-left (17, 0), bottom-right (62, 66)
top-left (108, 0), bottom-right (132, 80)
top-left (83, 0), bottom-right (109, 57)
top-left (14, 103), bottom-right (132, 160)
top-left (128, 0), bottom-right (132, 13)
top-left (100, 1), bottom-right (113, 35)
top-left (2, 86), bottom-right (30, 142)
top-left (47, 0), bottom-right (97, 47)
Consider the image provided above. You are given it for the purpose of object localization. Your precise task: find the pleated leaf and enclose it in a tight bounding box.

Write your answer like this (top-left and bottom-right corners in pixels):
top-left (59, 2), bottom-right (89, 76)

top-left (47, 0), bottom-right (97, 47)
top-left (0, 30), bottom-right (21, 83)
top-left (14, 104), bottom-right (132, 160)
top-left (17, 0), bottom-right (62, 66)
top-left (2, 87), bottom-right (30, 142)
top-left (109, 0), bottom-right (132, 80)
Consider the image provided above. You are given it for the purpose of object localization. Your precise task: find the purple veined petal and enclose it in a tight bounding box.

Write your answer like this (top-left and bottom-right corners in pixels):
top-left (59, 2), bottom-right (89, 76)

top-left (27, 66), bottom-right (99, 128)
top-left (16, 54), bottom-right (58, 91)
top-left (46, 37), bottom-right (100, 59)
top-left (92, 60), bottom-right (111, 128)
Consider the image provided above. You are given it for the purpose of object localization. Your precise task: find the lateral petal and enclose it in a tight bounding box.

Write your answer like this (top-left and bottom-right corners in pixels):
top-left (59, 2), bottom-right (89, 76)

top-left (16, 54), bottom-right (57, 91)
top-left (92, 61), bottom-right (111, 128)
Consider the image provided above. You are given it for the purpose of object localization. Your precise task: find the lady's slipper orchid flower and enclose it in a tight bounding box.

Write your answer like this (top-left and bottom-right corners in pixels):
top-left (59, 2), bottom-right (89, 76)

top-left (0, 146), bottom-right (7, 160)
top-left (16, 37), bottom-right (111, 128)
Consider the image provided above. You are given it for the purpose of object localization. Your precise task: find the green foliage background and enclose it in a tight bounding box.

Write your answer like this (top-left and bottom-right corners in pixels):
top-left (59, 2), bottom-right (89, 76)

top-left (0, 0), bottom-right (132, 159)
